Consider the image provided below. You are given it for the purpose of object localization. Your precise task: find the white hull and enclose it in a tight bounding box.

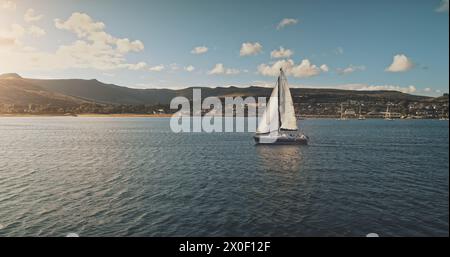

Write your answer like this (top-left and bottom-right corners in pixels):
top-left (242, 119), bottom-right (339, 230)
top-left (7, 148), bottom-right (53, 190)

top-left (254, 132), bottom-right (308, 145)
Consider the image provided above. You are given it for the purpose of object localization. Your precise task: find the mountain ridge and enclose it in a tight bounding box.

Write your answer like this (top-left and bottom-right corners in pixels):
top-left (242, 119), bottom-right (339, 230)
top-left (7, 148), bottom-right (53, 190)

top-left (0, 73), bottom-right (444, 108)
top-left (0, 73), bottom-right (23, 79)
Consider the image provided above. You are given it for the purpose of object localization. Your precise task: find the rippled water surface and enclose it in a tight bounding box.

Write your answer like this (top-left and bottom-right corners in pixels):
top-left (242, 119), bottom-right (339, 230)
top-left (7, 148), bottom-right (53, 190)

top-left (0, 117), bottom-right (448, 236)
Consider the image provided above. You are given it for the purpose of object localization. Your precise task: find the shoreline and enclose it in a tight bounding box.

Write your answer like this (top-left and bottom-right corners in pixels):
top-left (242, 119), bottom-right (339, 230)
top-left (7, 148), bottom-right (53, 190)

top-left (0, 113), bottom-right (447, 120)
top-left (0, 113), bottom-right (173, 118)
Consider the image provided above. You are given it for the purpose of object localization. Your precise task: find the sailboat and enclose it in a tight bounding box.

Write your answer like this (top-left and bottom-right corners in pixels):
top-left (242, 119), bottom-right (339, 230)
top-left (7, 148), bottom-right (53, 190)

top-left (338, 103), bottom-right (348, 120)
top-left (358, 105), bottom-right (366, 120)
top-left (254, 68), bottom-right (308, 145)
top-left (384, 105), bottom-right (394, 121)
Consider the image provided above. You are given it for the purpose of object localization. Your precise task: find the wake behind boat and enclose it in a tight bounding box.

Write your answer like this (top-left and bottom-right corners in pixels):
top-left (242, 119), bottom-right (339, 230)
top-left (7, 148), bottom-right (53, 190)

top-left (254, 68), bottom-right (308, 145)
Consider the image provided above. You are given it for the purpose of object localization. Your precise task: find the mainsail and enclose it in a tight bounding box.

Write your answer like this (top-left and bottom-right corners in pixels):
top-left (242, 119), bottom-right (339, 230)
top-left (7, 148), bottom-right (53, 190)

top-left (256, 81), bottom-right (279, 133)
top-left (257, 69), bottom-right (298, 134)
top-left (279, 70), bottom-right (298, 130)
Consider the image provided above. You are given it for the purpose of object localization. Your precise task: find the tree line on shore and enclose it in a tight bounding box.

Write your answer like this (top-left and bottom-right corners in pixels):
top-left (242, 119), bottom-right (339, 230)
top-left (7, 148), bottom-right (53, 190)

top-left (1, 96), bottom-right (448, 119)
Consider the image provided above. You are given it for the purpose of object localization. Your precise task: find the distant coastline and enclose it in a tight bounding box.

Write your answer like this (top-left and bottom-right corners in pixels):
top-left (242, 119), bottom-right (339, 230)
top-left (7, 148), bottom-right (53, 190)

top-left (1, 73), bottom-right (448, 119)
top-left (0, 113), bottom-right (447, 120)
top-left (0, 113), bottom-right (173, 118)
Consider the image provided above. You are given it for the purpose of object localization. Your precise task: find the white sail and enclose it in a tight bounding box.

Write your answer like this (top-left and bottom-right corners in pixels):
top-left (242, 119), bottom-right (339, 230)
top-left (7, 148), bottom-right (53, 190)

top-left (256, 83), bottom-right (279, 134)
top-left (254, 69), bottom-right (308, 144)
top-left (279, 71), bottom-right (298, 130)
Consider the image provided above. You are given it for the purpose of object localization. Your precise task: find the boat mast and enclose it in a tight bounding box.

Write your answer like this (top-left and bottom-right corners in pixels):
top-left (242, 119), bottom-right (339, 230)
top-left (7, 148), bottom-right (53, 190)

top-left (278, 68), bottom-right (282, 130)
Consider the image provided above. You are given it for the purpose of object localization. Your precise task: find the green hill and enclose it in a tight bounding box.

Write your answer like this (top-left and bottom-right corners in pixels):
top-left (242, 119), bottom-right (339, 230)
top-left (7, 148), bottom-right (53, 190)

top-left (0, 73), bottom-right (444, 114)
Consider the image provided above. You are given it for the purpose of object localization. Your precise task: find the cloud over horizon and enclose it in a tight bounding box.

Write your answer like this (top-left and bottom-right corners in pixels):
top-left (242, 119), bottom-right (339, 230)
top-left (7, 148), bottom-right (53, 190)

top-left (55, 12), bottom-right (144, 54)
top-left (258, 59), bottom-right (328, 78)
top-left (240, 42), bottom-right (262, 56)
top-left (250, 81), bottom-right (418, 95)
top-left (385, 54), bottom-right (414, 72)
top-left (0, 12), bottom-right (147, 72)
top-left (209, 63), bottom-right (240, 75)
top-left (337, 83), bottom-right (417, 94)
top-left (270, 47), bottom-right (293, 58)
top-left (0, 1), bottom-right (447, 95)
top-left (149, 64), bottom-right (165, 72)
top-left (124, 62), bottom-right (147, 71)
top-left (0, 24), bottom-right (25, 47)
top-left (337, 65), bottom-right (366, 75)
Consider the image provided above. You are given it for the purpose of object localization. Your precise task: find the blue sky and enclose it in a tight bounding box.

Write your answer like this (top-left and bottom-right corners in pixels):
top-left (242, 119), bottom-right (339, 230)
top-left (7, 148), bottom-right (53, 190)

top-left (0, 0), bottom-right (448, 95)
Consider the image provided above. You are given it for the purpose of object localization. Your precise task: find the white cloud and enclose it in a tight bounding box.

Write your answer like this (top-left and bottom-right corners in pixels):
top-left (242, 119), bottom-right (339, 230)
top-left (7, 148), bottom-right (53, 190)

top-left (54, 40), bottom-right (126, 70)
top-left (320, 64), bottom-right (329, 72)
top-left (149, 64), bottom-right (165, 72)
top-left (385, 54), bottom-right (414, 72)
top-left (116, 38), bottom-right (144, 53)
top-left (436, 0), bottom-right (449, 13)
top-left (0, 1), bottom-right (16, 11)
top-left (270, 47), bottom-right (293, 58)
top-left (28, 25), bottom-right (46, 37)
top-left (55, 12), bottom-right (144, 54)
top-left (337, 84), bottom-right (417, 94)
top-left (277, 18), bottom-right (298, 30)
top-left (240, 42), bottom-right (262, 56)
top-left (423, 87), bottom-right (432, 92)
top-left (249, 81), bottom-right (418, 94)
top-left (337, 64), bottom-right (366, 74)
top-left (184, 65), bottom-right (195, 72)
top-left (0, 23), bottom-right (45, 43)
top-left (24, 9), bottom-right (44, 23)
top-left (208, 63), bottom-right (240, 75)
top-left (0, 12), bottom-right (147, 72)
top-left (2, 24), bottom-right (26, 38)
top-left (257, 59), bottom-right (328, 78)
top-left (124, 62), bottom-right (147, 70)
top-left (51, 13), bottom-right (144, 69)
top-left (55, 13), bottom-right (107, 39)
top-left (0, 24), bottom-right (25, 47)
top-left (191, 46), bottom-right (208, 54)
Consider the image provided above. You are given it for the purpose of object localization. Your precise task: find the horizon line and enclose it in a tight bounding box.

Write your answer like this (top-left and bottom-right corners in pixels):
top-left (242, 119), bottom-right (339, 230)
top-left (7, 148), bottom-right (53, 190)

top-left (1, 72), bottom-right (447, 97)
